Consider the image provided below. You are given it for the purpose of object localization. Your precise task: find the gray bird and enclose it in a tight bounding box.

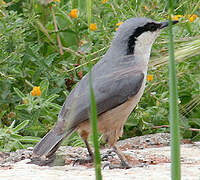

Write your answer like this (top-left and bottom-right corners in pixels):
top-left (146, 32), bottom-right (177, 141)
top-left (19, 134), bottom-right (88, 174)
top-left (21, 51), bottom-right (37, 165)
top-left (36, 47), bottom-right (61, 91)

top-left (32, 17), bottom-right (178, 168)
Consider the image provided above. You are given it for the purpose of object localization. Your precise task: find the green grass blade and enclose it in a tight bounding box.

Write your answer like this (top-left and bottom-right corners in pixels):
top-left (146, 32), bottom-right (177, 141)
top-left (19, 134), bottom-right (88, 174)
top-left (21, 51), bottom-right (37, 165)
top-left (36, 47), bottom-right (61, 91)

top-left (78, 0), bottom-right (87, 11)
top-left (72, 0), bottom-right (78, 9)
top-left (13, 87), bottom-right (26, 99)
top-left (87, 0), bottom-right (102, 179)
top-left (19, 136), bottom-right (41, 143)
top-left (89, 76), bottom-right (102, 180)
top-left (168, 0), bottom-right (181, 179)
top-left (12, 120), bottom-right (30, 133)
top-left (87, 0), bottom-right (92, 26)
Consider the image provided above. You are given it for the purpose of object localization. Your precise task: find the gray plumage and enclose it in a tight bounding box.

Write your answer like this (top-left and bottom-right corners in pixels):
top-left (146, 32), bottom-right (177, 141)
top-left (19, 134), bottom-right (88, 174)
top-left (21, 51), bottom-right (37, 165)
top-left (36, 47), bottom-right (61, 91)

top-left (33, 17), bottom-right (178, 159)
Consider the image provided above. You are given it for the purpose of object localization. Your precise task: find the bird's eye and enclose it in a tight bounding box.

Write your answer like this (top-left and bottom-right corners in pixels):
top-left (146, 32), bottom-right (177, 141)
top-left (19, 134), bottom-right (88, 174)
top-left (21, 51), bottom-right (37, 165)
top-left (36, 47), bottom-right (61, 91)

top-left (148, 24), bottom-right (157, 31)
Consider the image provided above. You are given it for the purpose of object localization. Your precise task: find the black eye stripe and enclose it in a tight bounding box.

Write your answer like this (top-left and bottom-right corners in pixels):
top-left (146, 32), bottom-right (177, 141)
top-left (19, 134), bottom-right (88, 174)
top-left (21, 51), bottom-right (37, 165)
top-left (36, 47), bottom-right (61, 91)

top-left (127, 22), bottom-right (161, 55)
top-left (145, 22), bottom-right (161, 32)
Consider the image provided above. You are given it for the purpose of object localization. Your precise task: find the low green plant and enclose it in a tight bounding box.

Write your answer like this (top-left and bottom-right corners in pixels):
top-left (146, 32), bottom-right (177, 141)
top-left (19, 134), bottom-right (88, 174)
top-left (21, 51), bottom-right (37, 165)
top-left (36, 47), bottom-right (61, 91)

top-left (0, 0), bottom-right (199, 152)
top-left (13, 79), bottom-right (61, 137)
top-left (0, 120), bottom-right (40, 152)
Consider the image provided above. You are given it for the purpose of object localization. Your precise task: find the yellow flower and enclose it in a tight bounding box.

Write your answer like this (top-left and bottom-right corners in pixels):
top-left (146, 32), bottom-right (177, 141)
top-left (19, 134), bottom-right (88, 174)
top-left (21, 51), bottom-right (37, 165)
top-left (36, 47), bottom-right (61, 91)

top-left (31, 86), bottom-right (42, 96)
top-left (68, 9), bottom-right (78, 19)
top-left (102, 0), bottom-right (108, 4)
top-left (147, 75), bottom-right (153, 82)
top-left (54, 0), bottom-right (60, 2)
top-left (1, 0), bottom-right (6, 4)
top-left (172, 15), bottom-right (182, 21)
top-left (116, 21), bottom-right (123, 26)
top-left (188, 14), bottom-right (198, 22)
top-left (89, 23), bottom-right (97, 31)
top-left (115, 22), bottom-right (123, 31)
top-left (143, 6), bottom-right (149, 11)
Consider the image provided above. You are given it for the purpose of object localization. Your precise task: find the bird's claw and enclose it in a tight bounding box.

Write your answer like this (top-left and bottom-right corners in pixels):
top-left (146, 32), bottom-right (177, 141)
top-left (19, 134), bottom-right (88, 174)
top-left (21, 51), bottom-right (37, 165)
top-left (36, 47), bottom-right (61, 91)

top-left (101, 150), bottom-right (115, 161)
top-left (103, 162), bottom-right (131, 169)
top-left (29, 154), bottom-right (56, 166)
top-left (72, 157), bottom-right (93, 166)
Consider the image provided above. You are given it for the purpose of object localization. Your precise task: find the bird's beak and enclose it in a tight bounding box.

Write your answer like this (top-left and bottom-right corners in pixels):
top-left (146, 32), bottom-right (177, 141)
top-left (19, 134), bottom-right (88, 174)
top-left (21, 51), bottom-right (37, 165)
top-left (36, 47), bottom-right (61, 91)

top-left (159, 20), bottom-right (179, 29)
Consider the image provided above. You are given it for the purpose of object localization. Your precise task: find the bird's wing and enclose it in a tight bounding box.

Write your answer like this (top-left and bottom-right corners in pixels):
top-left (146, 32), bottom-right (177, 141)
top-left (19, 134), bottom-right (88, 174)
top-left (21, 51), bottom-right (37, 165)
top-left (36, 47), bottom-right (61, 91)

top-left (58, 56), bottom-right (145, 130)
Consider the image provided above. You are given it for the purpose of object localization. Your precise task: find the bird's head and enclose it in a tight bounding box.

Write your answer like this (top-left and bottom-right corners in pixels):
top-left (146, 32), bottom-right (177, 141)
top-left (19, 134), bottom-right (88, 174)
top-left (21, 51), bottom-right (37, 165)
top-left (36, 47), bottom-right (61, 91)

top-left (111, 17), bottom-right (178, 56)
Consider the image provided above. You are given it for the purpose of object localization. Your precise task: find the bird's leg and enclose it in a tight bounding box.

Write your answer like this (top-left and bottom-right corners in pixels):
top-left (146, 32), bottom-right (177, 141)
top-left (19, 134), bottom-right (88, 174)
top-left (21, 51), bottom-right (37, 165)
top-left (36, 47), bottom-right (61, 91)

top-left (84, 139), bottom-right (94, 159)
top-left (113, 145), bottom-right (131, 167)
top-left (103, 145), bottom-right (131, 169)
top-left (73, 139), bottom-right (94, 166)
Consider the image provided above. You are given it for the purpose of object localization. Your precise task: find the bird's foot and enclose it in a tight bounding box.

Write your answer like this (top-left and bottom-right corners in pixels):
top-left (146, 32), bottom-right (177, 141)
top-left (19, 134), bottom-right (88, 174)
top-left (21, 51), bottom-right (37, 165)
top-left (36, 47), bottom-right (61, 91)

top-left (28, 154), bottom-right (56, 166)
top-left (72, 156), bottom-right (93, 166)
top-left (102, 145), bottom-right (131, 169)
top-left (72, 151), bottom-right (114, 166)
top-left (101, 150), bottom-right (115, 161)
top-left (103, 161), bottom-right (131, 169)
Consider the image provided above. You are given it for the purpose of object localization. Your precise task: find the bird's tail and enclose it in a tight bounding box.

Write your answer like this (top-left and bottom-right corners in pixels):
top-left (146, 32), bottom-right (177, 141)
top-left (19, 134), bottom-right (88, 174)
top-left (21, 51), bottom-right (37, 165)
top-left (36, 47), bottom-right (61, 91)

top-left (33, 127), bottom-right (76, 158)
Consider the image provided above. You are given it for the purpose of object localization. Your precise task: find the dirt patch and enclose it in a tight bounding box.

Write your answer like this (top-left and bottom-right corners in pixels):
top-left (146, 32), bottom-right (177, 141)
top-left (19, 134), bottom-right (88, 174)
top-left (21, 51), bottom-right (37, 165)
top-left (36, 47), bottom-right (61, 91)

top-left (0, 133), bottom-right (194, 167)
top-left (0, 133), bottom-right (200, 180)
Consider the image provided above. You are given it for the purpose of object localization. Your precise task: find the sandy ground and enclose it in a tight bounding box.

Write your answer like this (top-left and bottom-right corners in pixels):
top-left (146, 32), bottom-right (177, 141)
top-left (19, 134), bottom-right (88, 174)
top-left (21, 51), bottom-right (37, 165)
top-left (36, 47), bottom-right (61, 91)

top-left (0, 133), bottom-right (200, 180)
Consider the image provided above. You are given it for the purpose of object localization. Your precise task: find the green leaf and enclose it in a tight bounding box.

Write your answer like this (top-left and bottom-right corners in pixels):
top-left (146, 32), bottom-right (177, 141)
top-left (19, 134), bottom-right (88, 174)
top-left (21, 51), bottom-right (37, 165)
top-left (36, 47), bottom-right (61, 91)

top-left (192, 133), bottom-right (200, 141)
top-left (186, 22), bottom-right (192, 34)
top-left (16, 104), bottom-right (29, 110)
top-left (56, 13), bottom-right (71, 30)
top-left (44, 53), bottom-right (57, 66)
top-left (19, 136), bottom-right (41, 143)
top-left (40, 79), bottom-right (49, 96)
top-left (9, 120), bottom-right (16, 129)
top-left (190, 118), bottom-right (200, 127)
top-left (13, 87), bottom-right (25, 99)
top-left (10, 134), bottom-right (23, 139)
top-left (55, 7), bottom-right (72, 27)
top-left (48, 103), bottom-right (62, 110)
top-left (60, 30), bottom-right (77, 47)
top-left (15, 141), bottom-right (24, 149)
top-left (0, 111), bottom-right (6, 125)
top-left (12, 120), bottom-right (29, 133)
top-left (45, 94), bottom-right (59, 103)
